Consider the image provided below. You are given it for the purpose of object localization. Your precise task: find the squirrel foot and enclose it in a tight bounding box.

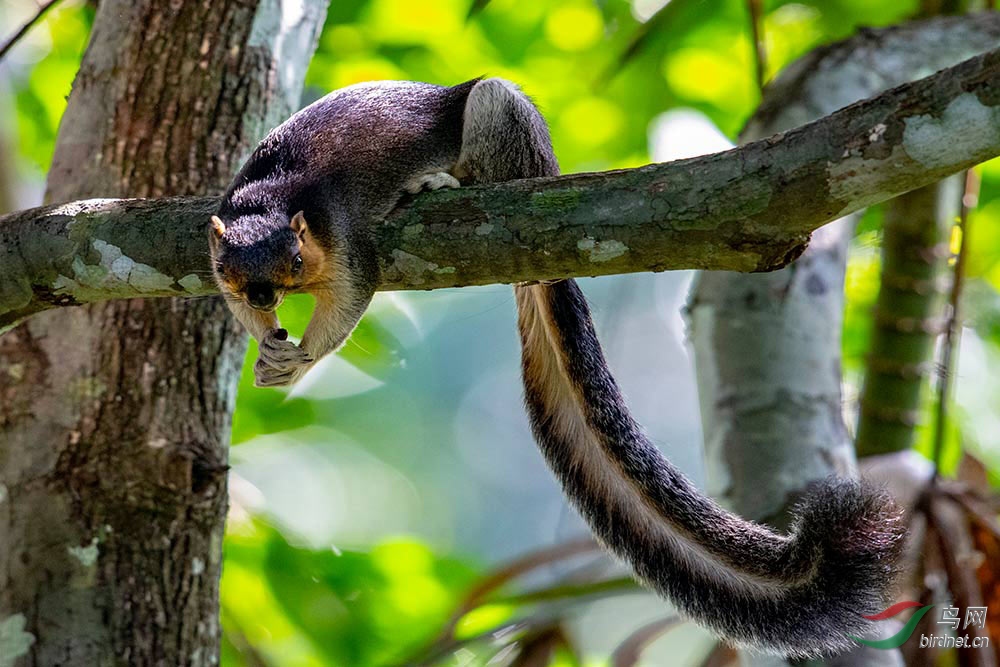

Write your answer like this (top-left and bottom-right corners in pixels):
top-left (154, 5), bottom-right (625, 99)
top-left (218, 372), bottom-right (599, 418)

top-left (404, 171), bottom-right (460, 193)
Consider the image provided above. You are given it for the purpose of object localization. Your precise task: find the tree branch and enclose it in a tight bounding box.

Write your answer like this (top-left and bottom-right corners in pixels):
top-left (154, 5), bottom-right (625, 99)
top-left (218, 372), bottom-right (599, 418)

top-left (2, 44), bottom-right (999, 331)
top-left (0, 0), bottom-right (65, 62)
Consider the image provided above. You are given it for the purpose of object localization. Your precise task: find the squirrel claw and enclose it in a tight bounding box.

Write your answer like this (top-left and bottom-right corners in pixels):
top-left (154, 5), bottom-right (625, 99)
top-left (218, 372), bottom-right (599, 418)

top-left (253, 361), bottom-right (306, 388)
top-left (259, 330), bottom-right (312, 366)
top-left (254, 330), bottom-right (313, 387)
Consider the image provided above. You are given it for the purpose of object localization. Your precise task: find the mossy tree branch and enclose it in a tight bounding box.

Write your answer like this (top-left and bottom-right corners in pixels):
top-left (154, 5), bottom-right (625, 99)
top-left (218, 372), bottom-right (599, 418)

top-left (2, 45), bottom-right (1000, 332)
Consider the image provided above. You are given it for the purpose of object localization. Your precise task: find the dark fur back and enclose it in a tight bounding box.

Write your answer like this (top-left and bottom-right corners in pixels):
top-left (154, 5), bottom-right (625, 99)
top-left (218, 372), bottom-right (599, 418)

top-left (215, 79), bottom-right (479, 295)
top-left (218, 79), bottom-right (477, 247)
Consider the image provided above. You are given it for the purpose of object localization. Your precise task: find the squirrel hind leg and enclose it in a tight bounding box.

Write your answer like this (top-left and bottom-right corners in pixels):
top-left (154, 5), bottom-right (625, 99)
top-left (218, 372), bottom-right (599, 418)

top-left (457, 78), bottom-right (560, 183)
top-left (404, 171), bottom-right (461, 194)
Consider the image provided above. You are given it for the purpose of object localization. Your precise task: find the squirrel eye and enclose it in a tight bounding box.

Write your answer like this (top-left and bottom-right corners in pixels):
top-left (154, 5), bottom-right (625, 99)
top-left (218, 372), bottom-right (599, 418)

top-left (292, 254), bottom-right (303, 273)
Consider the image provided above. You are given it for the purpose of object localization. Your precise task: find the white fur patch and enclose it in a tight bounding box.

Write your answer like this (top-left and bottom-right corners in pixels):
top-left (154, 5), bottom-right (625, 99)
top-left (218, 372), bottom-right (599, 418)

top-left (404, 171), bottom-right (460, 194)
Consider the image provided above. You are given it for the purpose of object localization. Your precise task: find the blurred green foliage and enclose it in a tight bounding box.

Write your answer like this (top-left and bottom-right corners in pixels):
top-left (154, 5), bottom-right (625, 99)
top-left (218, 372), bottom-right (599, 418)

top-left (221, 520), bottom-right (478, 666)
top-left (3, 0), bottom-right (1000, 664)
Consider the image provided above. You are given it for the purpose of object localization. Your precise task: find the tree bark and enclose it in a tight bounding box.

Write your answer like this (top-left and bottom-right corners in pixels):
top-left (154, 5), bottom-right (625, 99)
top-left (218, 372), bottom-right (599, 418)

top-left (688, 14), bottom-right (1000, 667)
top-left (1, 23), bottom-right (1000, 331)
top-left (0, 1), bottom-right (327, 665)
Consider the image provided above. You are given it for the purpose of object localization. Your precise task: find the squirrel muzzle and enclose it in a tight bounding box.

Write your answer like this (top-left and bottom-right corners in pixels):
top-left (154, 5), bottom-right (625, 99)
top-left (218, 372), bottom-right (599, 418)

top-left (246, 282), bottom-right (281, 311)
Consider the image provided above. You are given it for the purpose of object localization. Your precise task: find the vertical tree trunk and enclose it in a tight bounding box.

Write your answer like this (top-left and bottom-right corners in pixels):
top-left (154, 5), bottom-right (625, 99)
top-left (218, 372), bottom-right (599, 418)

top-left (855, 180), bottom-right (959, 457)
top-left (687, 17), bottom-right (1000, 667)
top-left (690, 215), bottom-right (861, 524)
top-left (0, 1), bottom-right (327, 664)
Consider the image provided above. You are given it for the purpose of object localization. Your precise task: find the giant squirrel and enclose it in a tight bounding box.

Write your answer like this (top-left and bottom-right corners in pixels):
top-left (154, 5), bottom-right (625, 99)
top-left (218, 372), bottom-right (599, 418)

top-left (209, 78), bottom-right (905, 657)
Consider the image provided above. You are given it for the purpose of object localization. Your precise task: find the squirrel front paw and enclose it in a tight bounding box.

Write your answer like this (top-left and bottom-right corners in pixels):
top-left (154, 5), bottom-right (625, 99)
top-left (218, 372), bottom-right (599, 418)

top-left (254, 363), bottom-right (309, 387)
top-left (254, 329), bottom-right (313, 387)
top-left (404, 171), bottom-right (460, 194)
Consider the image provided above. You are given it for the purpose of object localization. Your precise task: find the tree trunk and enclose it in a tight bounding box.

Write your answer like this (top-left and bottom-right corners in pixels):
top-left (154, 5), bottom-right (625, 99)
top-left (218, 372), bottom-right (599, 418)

top-left (688, 16), bottom-right (1000, 667)
top-left (0, 1), bottom-right (327, 665)
top-left (854, 180), bottom-right (959, 457)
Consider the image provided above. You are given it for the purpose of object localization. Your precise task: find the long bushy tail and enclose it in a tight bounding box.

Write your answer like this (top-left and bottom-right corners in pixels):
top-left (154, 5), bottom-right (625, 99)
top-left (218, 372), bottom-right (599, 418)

top-left (516, 280), bottom-right (904, 656)
top-left (460, 77), bottom-right (906, 657)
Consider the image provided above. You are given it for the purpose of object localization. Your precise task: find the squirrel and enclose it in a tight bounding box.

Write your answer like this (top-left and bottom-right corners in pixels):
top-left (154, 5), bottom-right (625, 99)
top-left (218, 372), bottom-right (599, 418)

top-left (209, 77), bottom-right (905, 657)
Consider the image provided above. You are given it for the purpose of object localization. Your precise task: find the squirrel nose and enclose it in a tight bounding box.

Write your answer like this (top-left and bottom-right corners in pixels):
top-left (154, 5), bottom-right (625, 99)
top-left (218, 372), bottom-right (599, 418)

top-left (246, 283), bottom-right (277, 310)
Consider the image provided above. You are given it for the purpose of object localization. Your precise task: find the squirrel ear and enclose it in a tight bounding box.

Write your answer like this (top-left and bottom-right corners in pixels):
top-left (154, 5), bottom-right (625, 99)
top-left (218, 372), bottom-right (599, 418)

top-left (210, 215), bottom-right (226, 238)
top-left (290, 211), bottom-right (308, 237)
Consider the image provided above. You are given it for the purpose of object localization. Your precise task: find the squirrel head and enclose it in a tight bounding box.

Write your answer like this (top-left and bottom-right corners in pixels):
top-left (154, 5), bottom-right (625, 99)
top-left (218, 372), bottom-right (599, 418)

top-left (208, 210), bottom-right (326, 312)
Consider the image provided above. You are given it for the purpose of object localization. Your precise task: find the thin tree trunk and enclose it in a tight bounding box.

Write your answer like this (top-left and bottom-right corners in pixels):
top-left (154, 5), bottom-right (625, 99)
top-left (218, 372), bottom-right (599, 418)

top-left (688, 17), bottom-right (1000, 667)
top-left (0, 1), bottom-right (327, 665)
top-left (855, 180), bottom-right (959, 457)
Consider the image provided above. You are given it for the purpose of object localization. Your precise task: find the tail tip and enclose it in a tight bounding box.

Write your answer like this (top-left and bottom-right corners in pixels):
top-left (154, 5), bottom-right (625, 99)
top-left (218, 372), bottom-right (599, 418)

top-left (795, 478), bottom-right (907, 610)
